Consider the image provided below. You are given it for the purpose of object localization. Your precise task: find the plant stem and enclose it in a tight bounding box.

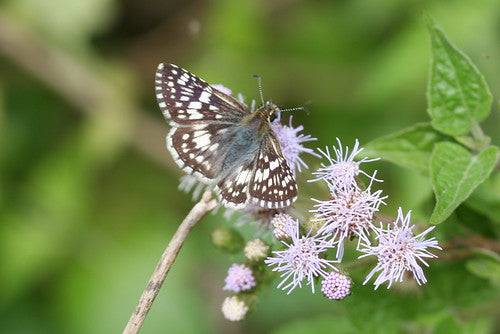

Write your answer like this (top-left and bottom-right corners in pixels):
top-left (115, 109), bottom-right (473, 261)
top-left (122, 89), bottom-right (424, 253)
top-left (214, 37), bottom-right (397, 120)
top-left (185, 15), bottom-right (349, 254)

top-left (470, 122), bottom-right (490, 151)
top-left (123, 191), bottom-right (217, 334)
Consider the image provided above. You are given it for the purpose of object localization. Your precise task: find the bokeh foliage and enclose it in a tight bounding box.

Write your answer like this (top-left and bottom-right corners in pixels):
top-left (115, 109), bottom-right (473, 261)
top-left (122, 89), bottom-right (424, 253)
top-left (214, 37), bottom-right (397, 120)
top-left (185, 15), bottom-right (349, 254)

top-left (0, 0), bottom-right (499, 333)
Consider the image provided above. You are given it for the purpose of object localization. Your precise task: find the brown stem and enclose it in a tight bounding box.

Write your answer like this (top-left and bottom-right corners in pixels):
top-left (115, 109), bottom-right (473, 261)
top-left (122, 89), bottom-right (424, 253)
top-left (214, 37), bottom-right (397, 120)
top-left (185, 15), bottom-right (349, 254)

top-left (122, 191), bottom-right (217, 334)
top-left (435, 234), bottom-right (500, 261)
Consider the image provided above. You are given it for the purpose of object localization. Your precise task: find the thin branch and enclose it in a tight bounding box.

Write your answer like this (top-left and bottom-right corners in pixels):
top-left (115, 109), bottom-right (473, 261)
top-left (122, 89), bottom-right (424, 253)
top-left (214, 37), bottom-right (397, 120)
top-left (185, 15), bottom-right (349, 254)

top-left (123, 191), bottom-right (218, 334)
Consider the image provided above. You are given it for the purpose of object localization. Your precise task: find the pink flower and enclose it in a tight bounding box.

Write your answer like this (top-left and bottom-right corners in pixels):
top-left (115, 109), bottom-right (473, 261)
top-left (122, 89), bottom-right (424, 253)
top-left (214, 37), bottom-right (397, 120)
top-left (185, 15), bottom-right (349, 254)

top-left (311, 185), bottom-right (387, 260)
top-left (224, 264), bottom-right (256, 292)
top-left (265, 218), bottom-right (338, 294)
top-left (321, 272), bottom-right (352, 300)
top-left (358, 208), bottom-right (441, 289)
top-left (310, 138), bottom-right (380, 192)
top-left (271, 113), bottom-right (319, 173)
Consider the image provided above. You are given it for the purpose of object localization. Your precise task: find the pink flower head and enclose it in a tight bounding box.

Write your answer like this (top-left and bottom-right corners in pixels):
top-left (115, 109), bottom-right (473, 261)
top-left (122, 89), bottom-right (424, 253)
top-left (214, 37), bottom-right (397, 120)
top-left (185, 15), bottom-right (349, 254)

top-left (271, 113), bottom-right (319, 173)
top-left (311, 185), bottom-right (387, 260)
top-left (224, 264), bottom-right (256, 292)
top-left (265, 218), bottom-right (338, 294)
top-left (271, 212), bottom-right (296, 240)
top-left (310, 138), bottom-right (380, 192)
top-left (321, 271), bottom-right (352, 300)
top-left (211, 84), bottom-right (232, 96)
top-left (358, 208), bottom-right (441, 289)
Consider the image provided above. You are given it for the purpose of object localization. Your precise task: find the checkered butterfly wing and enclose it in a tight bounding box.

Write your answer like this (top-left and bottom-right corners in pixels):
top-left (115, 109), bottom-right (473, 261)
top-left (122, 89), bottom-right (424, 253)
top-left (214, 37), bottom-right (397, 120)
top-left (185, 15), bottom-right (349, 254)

top-left (248, 133), bottom-right (297, 208)
top-left (217, 132), bottom-right (298, 209)
top-left (155, 63), bottom-right (248, 182)
top-left (155, 63), bottom-right (247, 124)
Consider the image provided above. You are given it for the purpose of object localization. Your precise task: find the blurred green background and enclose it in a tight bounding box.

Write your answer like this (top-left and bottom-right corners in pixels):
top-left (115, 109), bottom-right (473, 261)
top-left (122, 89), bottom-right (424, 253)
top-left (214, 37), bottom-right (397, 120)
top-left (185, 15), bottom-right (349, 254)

top-left (1, 0), bottom-right (499, 333)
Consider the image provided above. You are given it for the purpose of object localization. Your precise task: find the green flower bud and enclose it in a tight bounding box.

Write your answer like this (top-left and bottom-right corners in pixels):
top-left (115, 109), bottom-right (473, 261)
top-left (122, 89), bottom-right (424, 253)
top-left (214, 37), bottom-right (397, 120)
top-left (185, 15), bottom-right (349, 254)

top-left (211, 226), bottom-right (244, 253)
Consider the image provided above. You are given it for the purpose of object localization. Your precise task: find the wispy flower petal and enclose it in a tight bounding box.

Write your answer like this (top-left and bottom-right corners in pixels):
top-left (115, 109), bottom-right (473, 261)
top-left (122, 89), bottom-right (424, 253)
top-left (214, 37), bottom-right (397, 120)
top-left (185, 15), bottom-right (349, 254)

top-left (311, 184), bottom-right (387, 260)
top-left (358, 208), bottom-right (441, 289)
top-left (271, 113), bottom-right (319, 173)
top-left (310, 138), bottom-right (380, 191)
top-left (265, 219), bottom-right (338, 294)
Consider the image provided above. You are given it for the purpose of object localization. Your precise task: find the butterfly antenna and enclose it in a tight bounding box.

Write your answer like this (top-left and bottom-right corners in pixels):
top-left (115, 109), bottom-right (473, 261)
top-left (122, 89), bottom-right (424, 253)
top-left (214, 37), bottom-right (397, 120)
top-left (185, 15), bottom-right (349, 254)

top-left (253, 74), bottom-right (265, 106)
top-left (279, 106), bottom-right (305, 113)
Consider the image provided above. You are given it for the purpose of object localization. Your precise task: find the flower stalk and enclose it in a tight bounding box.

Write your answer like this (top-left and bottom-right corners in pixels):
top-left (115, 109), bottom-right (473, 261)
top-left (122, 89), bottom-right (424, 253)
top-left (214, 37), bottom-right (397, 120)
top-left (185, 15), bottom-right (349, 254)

top-left (123, 190), bottom-right (217, 334)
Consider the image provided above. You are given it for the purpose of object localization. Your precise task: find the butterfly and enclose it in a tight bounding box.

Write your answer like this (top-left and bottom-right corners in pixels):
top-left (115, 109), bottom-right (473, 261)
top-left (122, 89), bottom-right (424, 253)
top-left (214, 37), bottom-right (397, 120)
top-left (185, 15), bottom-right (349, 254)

top-left (155, 63), bottom-right (297, 209)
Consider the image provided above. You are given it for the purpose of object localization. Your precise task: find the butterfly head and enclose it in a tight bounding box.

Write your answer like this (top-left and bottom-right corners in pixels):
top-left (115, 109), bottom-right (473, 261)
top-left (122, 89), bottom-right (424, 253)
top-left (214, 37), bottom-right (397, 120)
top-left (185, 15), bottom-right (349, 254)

top-left (261, 100), bottom-right (280, 119)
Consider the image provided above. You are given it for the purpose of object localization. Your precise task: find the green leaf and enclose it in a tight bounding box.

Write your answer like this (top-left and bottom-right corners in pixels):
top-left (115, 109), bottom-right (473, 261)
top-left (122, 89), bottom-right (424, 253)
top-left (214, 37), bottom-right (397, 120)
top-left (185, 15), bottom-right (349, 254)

top-left (363, 123), bottom-right (449, 173)
top-left (426, 19), bottom-right (492, 136)
top-left (429, 142), bottom-right (499, 224)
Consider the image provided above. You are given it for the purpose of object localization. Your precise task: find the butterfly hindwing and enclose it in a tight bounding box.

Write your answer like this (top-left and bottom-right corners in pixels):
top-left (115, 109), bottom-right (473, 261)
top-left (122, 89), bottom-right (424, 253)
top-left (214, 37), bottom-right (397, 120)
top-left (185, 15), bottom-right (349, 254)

top-left (215, 161), bottom-right (255, 209)
top-left (216, 134), bottom-right (297, 209)
top-left (248, 134), bottom-right (298, 208)
top-left (167, 123), bottom-right (231, 182)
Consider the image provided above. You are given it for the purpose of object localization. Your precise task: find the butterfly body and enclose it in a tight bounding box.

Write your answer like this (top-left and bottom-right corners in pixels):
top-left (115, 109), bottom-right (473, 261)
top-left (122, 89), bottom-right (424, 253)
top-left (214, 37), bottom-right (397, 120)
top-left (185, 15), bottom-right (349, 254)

top-left (156, 63), bottom-right (297, 209)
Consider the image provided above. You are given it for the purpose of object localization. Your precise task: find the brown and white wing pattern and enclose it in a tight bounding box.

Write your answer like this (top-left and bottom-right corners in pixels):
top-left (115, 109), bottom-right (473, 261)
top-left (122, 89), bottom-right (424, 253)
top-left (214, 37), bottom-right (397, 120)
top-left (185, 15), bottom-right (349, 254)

top-left (156, 63), bottom-right (247, 181)
top-left (155, 63), bottom-right (246, 125)
top-left (156, 63), bottom-right (298, 209)
top-left (248, 134), bottom-right (297, 208)
top-left (215, 134), bottom-right (297, 209)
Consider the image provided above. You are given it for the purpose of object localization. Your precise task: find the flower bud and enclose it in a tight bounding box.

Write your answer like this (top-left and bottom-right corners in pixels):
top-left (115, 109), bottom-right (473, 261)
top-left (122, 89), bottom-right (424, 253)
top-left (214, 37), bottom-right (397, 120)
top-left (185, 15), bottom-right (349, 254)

top-left (221, 296), bottom-right (248, 321)
top-left (211, 226), bottom-right (244, 253)
top-left (244, 239), bottom-right (269, 262)
top-left (321, 271), bottom-right (352, 300)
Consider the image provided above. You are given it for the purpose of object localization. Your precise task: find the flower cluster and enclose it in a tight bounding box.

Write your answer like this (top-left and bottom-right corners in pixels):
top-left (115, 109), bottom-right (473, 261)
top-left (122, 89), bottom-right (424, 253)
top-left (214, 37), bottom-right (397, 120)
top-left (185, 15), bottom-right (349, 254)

top-left (358, 208), bottom-right (442, 289)
top-left (310, 139), bottom-right (386, 260)
top-left (163, 78), bottom-right (443, 323)
top-left (265, 218), bottom-right (338, 294)
top-left (259, 139), bottom-right (439, 299)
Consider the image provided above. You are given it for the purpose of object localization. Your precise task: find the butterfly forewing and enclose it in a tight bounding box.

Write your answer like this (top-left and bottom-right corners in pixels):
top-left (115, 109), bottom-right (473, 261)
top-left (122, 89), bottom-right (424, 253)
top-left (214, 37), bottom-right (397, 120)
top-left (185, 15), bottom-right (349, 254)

top-left (155, 63), bottom-right (247, 124)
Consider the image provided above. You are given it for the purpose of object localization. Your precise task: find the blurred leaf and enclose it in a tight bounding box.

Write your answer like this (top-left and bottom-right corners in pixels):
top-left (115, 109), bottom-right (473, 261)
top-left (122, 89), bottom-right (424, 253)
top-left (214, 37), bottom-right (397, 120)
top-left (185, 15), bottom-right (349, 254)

top-left (429, 142), bottom-right (498, 224)
top-left (3, 0), bottom-right (116, 49)
top-left (466, 251), bottom-right (500, 287)
top-left (363, 123), bottom-right (449, 173)
top-left (0, 82), bottom-right (4, 204)
top-left (427, 19), bottom-right (492, 136)
top-left (0, 109), bottom-right (128, 302)
top-left (434, 315), bottom-right (463, 334)
top-left (413, 311), bottom-right (494, 334)
top-left (466, 172), bottom-right (500, 224)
